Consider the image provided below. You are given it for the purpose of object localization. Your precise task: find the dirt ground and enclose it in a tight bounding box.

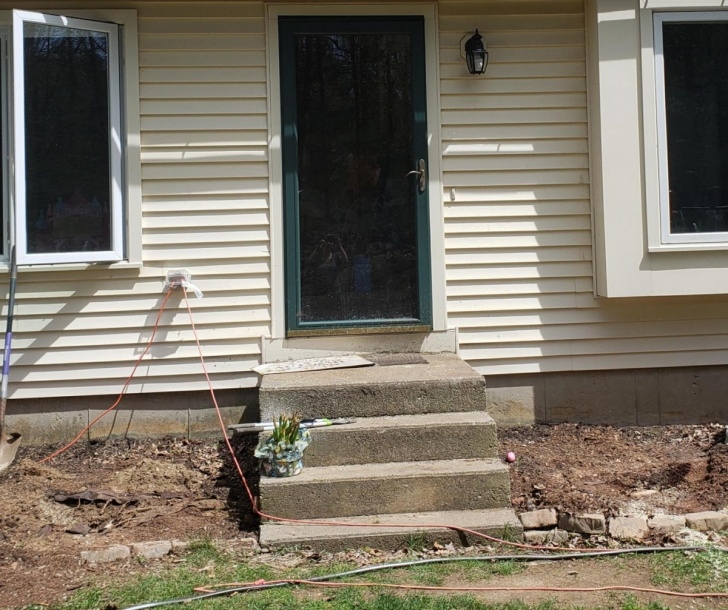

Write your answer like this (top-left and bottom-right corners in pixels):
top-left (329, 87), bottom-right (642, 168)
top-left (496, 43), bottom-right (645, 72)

top-left (1, 422), bottom-right (728, 609)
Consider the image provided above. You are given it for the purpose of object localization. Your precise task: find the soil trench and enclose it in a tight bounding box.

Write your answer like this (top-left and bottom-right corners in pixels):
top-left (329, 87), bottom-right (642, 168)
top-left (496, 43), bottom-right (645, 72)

top-left (1, 423), bottom-right (727, 608)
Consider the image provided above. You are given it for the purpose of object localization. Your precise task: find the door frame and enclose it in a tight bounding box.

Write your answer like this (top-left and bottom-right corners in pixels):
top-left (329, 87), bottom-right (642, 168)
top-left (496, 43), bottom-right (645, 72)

top-left (266, 3), bottom-right (446, 340)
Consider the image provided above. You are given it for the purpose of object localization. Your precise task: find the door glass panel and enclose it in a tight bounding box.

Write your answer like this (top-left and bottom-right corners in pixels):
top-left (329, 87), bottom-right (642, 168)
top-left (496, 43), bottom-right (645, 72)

top-left (292, 29), bottom-right (420, 324)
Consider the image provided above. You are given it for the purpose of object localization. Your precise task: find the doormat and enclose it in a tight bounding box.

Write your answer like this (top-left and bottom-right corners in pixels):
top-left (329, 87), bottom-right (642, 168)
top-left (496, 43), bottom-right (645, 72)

top-left (366, 354), bottom-right (428, 367)
top-left (253, 355), bottom-right (374, 375)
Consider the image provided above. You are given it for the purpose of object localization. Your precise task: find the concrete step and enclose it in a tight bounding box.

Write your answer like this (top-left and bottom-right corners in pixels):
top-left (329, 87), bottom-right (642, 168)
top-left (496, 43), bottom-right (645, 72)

top-left (259, 353), bottom-right (486, 421)
top-left (259, 508), bottom-right (522, 552)
top-left (302, 412), bottom-right (499, 467)
top-left (259, 458), bottom-right (510, 520)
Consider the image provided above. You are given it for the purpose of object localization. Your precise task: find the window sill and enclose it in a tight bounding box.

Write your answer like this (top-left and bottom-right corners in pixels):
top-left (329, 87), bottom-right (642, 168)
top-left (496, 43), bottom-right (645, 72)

top-left (648, 242), bottom-right (728, 253)
top-left (0, 260), bottom-right (143, 273)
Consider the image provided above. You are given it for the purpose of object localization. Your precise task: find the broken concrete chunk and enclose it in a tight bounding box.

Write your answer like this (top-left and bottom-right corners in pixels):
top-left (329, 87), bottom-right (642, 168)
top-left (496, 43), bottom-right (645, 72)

top-left (236, 537), bottom-right (260, 552)
top-left (81, 545), bottom-right (131, 564)
top-left (519, 508), bottom-right (558, 530)
top-left (171, 540), bottom-right (189, 552)
top-left (558, 512), bottom-right (606, 534)
top-left (522, 528), bottom-right (569, 545)
top-left (648, 514), bottom-right (686, 534)
top-left (130, 540), bottom-right (173, 560)
top-left (609, 516), bottom-right (649, 541)
top-left (685, 511), bottom-right (728, 532)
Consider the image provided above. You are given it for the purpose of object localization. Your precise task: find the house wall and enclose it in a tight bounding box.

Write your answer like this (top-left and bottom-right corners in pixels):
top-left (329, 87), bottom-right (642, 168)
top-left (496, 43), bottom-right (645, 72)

top-left (444, 1), bottom-right (728, 385)
top-left (4, 0), bottom-right (728, 441)
top-left (1, 1), bottom-right (270, 409)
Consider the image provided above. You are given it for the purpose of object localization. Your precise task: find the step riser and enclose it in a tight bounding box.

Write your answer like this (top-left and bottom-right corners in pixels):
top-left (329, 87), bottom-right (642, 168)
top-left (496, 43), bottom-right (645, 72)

top-left (303, 421), bottom-right (498, 467)
top-left (260, 509), bottom-right (523, 552)
top-left (260, 467), bottom-right (510, 520)
top-left (263, 528), bottom-right (490, 552)
top-left (261, 379), bottom-right (486, 421)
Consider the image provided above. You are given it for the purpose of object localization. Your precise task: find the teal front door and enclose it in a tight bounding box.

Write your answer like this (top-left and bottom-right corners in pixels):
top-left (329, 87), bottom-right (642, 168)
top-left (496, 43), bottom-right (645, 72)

top-left (279, 16), bottom-right (432, 334)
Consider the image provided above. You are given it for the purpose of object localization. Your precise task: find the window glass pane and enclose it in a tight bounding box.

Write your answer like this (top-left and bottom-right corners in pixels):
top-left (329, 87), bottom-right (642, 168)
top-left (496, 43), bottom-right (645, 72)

top-left (663, 22), bottom-right (728, 234)
top-left (23, 23), bottom-right (112, 253)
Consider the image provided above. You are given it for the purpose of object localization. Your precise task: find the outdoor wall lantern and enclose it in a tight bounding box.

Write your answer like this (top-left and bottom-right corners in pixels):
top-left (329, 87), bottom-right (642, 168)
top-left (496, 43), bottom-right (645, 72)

top-left (464, 29), bottom-right (488, 75)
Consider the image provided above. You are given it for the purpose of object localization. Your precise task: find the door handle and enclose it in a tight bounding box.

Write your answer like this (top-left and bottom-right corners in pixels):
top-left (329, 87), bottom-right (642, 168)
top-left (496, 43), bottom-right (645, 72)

top-left (405, 159), bottom-right (426, 194)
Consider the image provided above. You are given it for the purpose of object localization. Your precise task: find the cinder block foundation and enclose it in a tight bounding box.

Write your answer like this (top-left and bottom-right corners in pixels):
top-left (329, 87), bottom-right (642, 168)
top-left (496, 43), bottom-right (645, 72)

top-left (9, 364), bottom-right (728, 444)
top-left (485, 365), bottom-right (728, 426)
top-left (7, 388), bottom-right (258, 445)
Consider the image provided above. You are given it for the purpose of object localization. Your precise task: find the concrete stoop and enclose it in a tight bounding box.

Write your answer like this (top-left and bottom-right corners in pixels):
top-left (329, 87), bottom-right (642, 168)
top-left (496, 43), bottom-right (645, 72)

top-left (257, 353), bottom-right (519, 550)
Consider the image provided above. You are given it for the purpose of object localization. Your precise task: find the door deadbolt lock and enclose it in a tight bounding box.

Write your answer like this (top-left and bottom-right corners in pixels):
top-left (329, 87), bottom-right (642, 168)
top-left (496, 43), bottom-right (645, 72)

top-left (405, 159), bottom-right (426, 194)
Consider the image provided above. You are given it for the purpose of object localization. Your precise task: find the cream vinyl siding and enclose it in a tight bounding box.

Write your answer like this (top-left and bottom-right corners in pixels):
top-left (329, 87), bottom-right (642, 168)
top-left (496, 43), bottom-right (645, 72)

top-left (442, 0), bottom-right (728, 374)
top-left (137, 2), bottom-right (270, 400)
top-left (1, 1), bottom-right (269, 398)
top-left (6, 0), bottom-right (728, 402)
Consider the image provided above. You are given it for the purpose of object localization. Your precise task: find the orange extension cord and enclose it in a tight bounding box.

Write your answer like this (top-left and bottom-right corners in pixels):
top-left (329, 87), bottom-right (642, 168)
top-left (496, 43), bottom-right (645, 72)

top-left (38, 286), bottom-right (728, 603)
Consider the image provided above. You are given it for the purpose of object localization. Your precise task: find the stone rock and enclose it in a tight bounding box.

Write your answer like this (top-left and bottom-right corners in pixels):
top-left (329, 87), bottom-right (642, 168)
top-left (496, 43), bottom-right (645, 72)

top-left (648, 515), bottom-right (686, 534)
top-left (685, 511), bottom-right (728, 532)
top-left (519, 508), bottom-right (558, 530)
top-left (522, 528), bottom-right (569, 545)
top-left (81, 545), bottom-right (130, 564)
top-left (238, 537), bottom-right (260, 552)
top-left (630, 489), bottom-right (659, 499)
top-left (609, 516), bottom-right (649, 541)
top-left (171, 540), bottom-right (189, 552)
top-left (558, 512), bottom-right (606, 534)
top-left (130, 540), bottom-right (173, 560)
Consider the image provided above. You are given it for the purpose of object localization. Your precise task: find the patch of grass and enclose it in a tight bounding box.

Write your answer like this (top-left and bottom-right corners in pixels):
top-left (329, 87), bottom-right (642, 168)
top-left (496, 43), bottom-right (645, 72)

top-left (50, 539), bottom-right (284, 610)
top-left (497, 523), bottom-right (521, 544)
top-left (406, 563), bottom-right (449, 587)
top-left (46, 589), bottom-right (105, 610)
top-left (650, 547), bottom-right (728, 591)
top-left (454, 559), bottom-right (524, 582)
top-left (354, 594), bottom-right (560, 610)
top-left (186, 538), bottom-right (224, 565)
top-left (403, 532), bottom-right (429, 553)
top-left (620, 594), bottom-right (670, 610)
top-left (352, 557), bottom-right (526, 588)
top-left (49, 555), bottom-right (534, 610)
top-left (44, 546), bottom-right (728, 610)
top-left (296, 561), bottom-right (361, 579)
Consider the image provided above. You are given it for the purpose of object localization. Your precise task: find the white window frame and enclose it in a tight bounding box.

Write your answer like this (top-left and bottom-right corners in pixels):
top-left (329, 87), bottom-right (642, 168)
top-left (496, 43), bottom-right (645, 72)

top-left (12, 10), bottom-right (124, 264)
top-left (0, 28), bottom-right (9, 260)
top-left (0, 9), bottom-right (140, 269)
top-left (653, 11), bottom-right (728, 246)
